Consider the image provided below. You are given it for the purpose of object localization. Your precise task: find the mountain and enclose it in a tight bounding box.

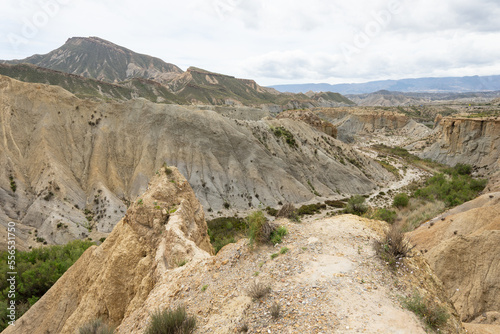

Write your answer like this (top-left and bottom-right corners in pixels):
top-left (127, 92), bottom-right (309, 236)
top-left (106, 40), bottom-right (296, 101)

top-left (0, 37), bottom-right (354, 108)
top-left (271, 75), bottom-right (500, 94)
top-left (1, 36), bottom-right (183, 83)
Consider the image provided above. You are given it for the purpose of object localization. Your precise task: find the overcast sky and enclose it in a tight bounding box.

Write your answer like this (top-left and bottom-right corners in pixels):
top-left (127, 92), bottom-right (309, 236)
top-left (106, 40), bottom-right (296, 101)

top-left (1, 0), bottom-right (500, 86)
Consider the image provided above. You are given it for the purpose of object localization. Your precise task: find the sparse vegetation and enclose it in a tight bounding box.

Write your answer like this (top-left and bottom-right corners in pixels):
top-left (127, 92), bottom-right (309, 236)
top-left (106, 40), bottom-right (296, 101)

top-left (43, 191), bottom-right (54, 201)
top-left (176, 259), bottom-right (188, 267)
top-left (271, 126), bottom-right (297, 148)
top-left (270, 302), bottom-right (281, 319)
top-left (270, 226), bottom-right (288, 244)
top-left (402, 292), bottom-right (450, 330)
top-left (398, 199), bottom-right (446, 232)
top-left (279, 246), bottom-right (289, 254)
top-left (377, 160), bottom-right (400, 178)
top-left (201, 284), bottom-right (208, 292)
top-left (270, 253), bottom-right (279, 259)
top-left (8, 175), bottom-right (16, 192)
top-left (0, 240), bottom-right (95, 331)
top-left (79, 318), bottom-right (115, 334)
top-left (375, 224), bottom-right (413, 269)
top-left (144, 306), bottom-right (196, 334)
top-left (247, 281), bottom-right (271, 300)
top-left (207, 217), bottom-right (246, 253)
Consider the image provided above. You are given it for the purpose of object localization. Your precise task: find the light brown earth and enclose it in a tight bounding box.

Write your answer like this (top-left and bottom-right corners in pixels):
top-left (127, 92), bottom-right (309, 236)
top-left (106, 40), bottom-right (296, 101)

top-left (409, 192), bottom-right (500, 331)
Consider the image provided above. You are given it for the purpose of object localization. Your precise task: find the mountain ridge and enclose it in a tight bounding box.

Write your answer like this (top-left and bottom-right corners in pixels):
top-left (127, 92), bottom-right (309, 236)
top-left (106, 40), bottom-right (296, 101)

top-left (271, 75), bottom-right (500, 94)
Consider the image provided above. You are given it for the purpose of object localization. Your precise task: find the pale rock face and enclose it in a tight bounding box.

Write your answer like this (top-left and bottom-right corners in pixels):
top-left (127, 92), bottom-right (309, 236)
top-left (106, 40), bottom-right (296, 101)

top-left (2, 167), bottom-right (213, 334)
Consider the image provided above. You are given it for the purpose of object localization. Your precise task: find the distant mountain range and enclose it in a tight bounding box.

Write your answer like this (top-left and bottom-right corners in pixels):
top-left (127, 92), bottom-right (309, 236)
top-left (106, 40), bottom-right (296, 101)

top-left (0, 37), bottom-right (353, 108)
top-left (270, 75), bottom-right (500, 95)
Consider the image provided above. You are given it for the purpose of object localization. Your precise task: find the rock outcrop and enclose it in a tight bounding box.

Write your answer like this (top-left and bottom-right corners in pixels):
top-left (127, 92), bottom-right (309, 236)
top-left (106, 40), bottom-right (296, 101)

top-left (2, 166), bottom-right (213, 334)
top-left (277, 109), bottom-right (337, 138)
top-left (409, 192), bottom-right (500, 327)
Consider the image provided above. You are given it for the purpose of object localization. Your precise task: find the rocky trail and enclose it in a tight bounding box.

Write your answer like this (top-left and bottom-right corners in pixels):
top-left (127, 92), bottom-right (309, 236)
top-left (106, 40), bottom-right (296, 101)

top-left (117, 214), bottom-right (463, 334)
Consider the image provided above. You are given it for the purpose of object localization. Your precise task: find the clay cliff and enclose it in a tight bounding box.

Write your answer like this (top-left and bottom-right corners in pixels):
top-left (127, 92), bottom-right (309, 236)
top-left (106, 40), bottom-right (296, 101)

top-left (409, 192), bottom-right (500, 331)
top-left (420, 117), bottom-right (500, 190)
top-left (316, 107), bottom-right (431, 143)
top-left (0, 75), bottom-right (393, 248)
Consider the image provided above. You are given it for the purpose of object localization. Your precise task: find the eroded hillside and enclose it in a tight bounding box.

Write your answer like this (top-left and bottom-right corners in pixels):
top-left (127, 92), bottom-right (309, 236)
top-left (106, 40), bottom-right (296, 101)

top-left (0, 75), bottom-right (393, 248)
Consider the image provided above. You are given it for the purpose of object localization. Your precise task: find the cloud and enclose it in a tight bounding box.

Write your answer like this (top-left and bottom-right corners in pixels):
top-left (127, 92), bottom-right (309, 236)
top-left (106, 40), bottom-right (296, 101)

top-left (1, 0), bottom-right (499, 85)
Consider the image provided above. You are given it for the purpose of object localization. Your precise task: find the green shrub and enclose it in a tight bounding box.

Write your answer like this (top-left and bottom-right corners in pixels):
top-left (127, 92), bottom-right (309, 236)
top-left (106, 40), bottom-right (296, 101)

top-left (414, 172), bottom-right (487, 207)
top-left (297, 203), bottom-right (326, 216)
top-left (270, 226), bottom-right (288, 244)
top-left (0, 240), bottom-right (95, 331)
top-left (372, 208), bottom-right (397, 224)
top-left (247, 211), bottom-right (274, 246)
top-left (345, 195), bottom-right (368, 215)
top-left (272, 126), bottom-right (297, 147)
top-left (324, 200), bottom-right (346, 208)
top-left (79, 318), bottom-right (115, 334)
top-left (265, 206), bottom-right (278, 217)
top-left (402, 292), bottom-right (450, 330)
top-left (393, 193), bottom-right (409, 208)
top-left (279, 247), bottom-right (289, 254)
top-left (145, 306), bottom-right (196, 334)
top-left (207, 217), bottom-right (246, 253)
top-left (9, 175), bottom-right (16, 192)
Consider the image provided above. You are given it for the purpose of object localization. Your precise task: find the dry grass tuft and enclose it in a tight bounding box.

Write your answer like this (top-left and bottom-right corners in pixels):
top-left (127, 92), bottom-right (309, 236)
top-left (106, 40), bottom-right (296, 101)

top-left (247, 281), bottom-right (271, 301)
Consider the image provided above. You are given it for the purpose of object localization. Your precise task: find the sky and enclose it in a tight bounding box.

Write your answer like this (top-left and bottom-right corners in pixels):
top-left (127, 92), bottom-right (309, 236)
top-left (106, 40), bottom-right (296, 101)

top-left (1, 0), bottom-right (500, 86)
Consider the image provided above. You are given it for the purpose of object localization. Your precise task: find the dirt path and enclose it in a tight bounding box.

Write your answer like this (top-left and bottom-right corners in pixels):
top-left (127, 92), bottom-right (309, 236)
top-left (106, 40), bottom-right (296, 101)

top-left (125, 215), bottom-right (432, 333)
